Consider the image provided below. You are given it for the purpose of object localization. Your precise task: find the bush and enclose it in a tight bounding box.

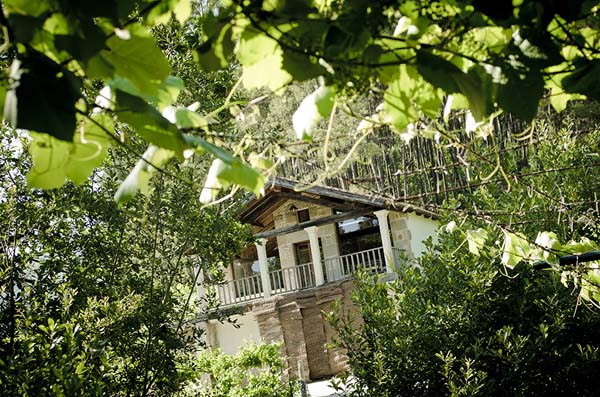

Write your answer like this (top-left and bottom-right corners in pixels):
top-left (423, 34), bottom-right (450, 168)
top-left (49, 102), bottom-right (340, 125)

top-left (181, 342), bottom-right (296, 397)
top-left (326, 236), bottom-right (600, 396)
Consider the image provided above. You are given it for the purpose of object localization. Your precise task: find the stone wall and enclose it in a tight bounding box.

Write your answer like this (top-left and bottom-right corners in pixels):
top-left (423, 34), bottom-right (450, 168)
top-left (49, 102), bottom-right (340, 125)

top-left (250, 279), bottom-right (359, 381)
top-left (272, 199), bottom-right (340, 270)
top-left (389, 211), bottom-right (413, 258)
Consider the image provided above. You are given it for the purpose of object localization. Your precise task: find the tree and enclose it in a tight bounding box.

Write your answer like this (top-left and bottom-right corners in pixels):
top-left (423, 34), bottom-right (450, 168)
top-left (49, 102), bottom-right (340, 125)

top-left (0, 1), bottom-right (599, 301)
top-left (0, 130), bottom-right (253, 395)
top-left (1, 0), bottom-right (599, 198)
top-left (327, 237), bottom-right (600, 396)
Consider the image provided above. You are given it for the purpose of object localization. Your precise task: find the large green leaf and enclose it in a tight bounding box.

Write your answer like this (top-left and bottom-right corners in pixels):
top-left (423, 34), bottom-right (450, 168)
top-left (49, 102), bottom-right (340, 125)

top-left (466, 228), bottom-right (489, 256)
top-left (115, 90), bottom-right (185, 153)
top-left (383, 65), bottom-right (420, 132)
top-left (545, 63), bottom-right (586, 113)
top-left (562, 59), bottom-right (600, 101)
top-left (416, 50), bottom-right (462, 94)
top-left (26, 114), bottom-right (113, 188)
top-left (87, 24), bottom-right (171, 97)
top-left (453, 67), bottom-right (494, 121)
top-left (501, 231), bottom-right (531, 269)
top-left (26, 132), bottom-right (71, 189)
top-left (199, 158), bottom-right (266, 204)
top-left (182, 134), bottom-right (266, 202)
top-left (4, 0), bottom-right (53, 17)
top-left (195, 21), bottom-right (235, 72)
top-left (497, 68), bottom-right (544, 121)
top-left (64, 114), bottom-right (114, 184)
top-left (237, 28), bottom-right (293, 91)
top-left (6, 54), bottom-right (81, 141)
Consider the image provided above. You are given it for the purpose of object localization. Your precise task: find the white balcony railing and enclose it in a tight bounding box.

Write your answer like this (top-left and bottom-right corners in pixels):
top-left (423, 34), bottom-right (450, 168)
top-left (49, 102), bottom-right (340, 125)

top-left (216, 273), bottom-right (263, 306)
top-left (269, 262), bottom-right (315, 294)
top-left (324, 246), bottom-right (386, 282)
top-left (216, 262), bottom-right (316, 306)
top-left (216, 247), bottom-right (398, 306)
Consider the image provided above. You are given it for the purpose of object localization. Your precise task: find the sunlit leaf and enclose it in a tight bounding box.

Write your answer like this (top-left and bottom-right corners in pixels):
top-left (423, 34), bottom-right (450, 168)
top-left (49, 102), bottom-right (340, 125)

top-left (114, 145), bottom-right (174, 205)
top-left (292, 85), bottom-right (336, 141)
top-left (466, 228), bottom-right (488, 256)
top-left (87, 24), bottom-right (171, 98)
top-left (501, 231), bottom-right (531, 269)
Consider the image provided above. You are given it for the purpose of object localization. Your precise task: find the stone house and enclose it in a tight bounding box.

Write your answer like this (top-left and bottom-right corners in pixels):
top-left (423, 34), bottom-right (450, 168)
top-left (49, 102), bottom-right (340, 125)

top-left (197, 177), bottom-right (438, 381)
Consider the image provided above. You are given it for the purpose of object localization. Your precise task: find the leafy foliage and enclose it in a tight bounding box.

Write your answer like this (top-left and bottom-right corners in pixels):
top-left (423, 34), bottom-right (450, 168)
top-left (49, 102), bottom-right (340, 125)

top-left (327, 235), bottom-right (600, 396)
top-left (183, 342), bottom-right (295, 397)
top-left (0, 132), bottom-right (253, 396)
top-left (0, 0), bottom-right (265, 204)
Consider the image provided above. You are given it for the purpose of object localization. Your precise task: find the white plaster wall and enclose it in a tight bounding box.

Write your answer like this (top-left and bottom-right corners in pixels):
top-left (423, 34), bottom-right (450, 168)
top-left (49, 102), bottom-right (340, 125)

top-left (406, 213), bottom-right (439, 257)
top-left (209, 313), bottom-right (261, 355)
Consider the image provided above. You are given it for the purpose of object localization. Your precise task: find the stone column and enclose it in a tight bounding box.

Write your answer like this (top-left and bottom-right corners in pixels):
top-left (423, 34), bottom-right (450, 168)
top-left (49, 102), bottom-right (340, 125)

top-left (305, 226), bottom-right (324, 286)
top-left (256, 238), bottom-right (271, 298)
top-left (374, 209), bottom-right (394, 272)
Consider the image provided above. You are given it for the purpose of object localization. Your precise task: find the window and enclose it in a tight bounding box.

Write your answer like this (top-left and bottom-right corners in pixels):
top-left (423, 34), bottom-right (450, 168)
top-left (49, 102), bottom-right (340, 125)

top-left (337, 215), bottom-right (382, 254)
top-left (297, 208), bottom-right (310, 223)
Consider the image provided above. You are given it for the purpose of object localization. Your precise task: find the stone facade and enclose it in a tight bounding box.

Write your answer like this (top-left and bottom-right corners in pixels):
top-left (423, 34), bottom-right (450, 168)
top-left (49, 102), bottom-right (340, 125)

top-left (389, 211), bottom-right (412, 255)
top-left (272, 199), bottom-right (341, 270)
top-left (251, 279), bottom-right (359, 381)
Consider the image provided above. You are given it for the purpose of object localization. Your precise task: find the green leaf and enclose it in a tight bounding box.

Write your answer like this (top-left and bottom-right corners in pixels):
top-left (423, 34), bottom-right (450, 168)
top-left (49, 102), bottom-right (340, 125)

top-left (237, 28), bottom-right (292, 91)
top-left (114, 145), bottom-right (175, 205)
top-left (466, 228), bottom-right (488, 256)
top-left (195, 23), bottom-right (235, 71)
top-left (64, 114), bottom-right (113, 184)
top-left (4, 0), bottom-right (53, 17)
top-left (562, 59), bottom-right (600, 102)
top-left (501, 231), bottom-right (531, 269)
top-left (87, 24), bottom-right (171, 98)
top-left (26, 114), bottom-right (113, 189)
top-left (292, 85), bottom-right (336, 141)
top-left (453, 67), bottom-right (493, 121)
top-left (416, 50), bottom-right (461, 93)
top-left (6, 54), bottom-right (81, 141)
top-left (115, 90), bottom-right (185, 154)
top-left (534, 231), bottom-right (560, 265)
top-left (26, 132), bottom-right (71, 189)
top-left (182, 134), bottom-right (235, 163)
top-left (173, 108), bottom-right (208, 130)
top-left (199, 158), bottom-right (265, 204)
top-left (383, 65), bottom-right (420, 131)
top-left (545, 63), bottom-right (586, 113)
top-left (182, 135), bottom-right (265, 203)
top-left (146, 0), bottom-right (192, 25)
top-left (497, 69), bottom-right (544, 121)
top-left (281, 50), bottom-right (325, 82)
top-left (156, 76), bottom-right (184, 111)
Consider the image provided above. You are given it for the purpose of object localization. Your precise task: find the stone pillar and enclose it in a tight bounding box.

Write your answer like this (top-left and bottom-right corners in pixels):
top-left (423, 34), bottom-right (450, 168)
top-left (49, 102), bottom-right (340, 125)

top-left (256, 238), bottom-right (271, 298)
top-left (374, 209), bottom-right (394, 272)
top-left (305, 226), bottom-right (324, 286)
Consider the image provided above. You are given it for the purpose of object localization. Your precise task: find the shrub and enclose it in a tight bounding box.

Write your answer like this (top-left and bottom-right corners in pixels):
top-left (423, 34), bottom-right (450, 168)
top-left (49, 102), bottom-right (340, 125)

top-left (327, 236), bottom-right (600, 396)
top-left (181, 342), bottom-right (295, 397)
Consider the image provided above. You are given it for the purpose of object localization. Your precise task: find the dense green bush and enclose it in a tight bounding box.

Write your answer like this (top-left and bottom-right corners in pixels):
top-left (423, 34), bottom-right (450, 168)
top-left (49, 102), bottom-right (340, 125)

top-left (327, 236), bottom-right (600, 396)
top-left (181, 342), bottom-right (295, 397)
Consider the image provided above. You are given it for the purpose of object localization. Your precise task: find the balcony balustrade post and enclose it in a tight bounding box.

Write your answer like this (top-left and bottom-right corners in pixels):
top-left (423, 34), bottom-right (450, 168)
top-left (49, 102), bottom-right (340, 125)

top-left (374, 209), bottom-right (394, 273)
top-left (305, 226), bottom-right (325, 286)
top-left (255, 238), bottom-right (271, 298)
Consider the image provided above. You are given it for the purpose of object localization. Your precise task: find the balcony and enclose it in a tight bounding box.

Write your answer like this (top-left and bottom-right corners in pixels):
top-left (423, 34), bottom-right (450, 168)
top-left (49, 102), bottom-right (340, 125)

top-left (215, 246), bottom-right (403, 307)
